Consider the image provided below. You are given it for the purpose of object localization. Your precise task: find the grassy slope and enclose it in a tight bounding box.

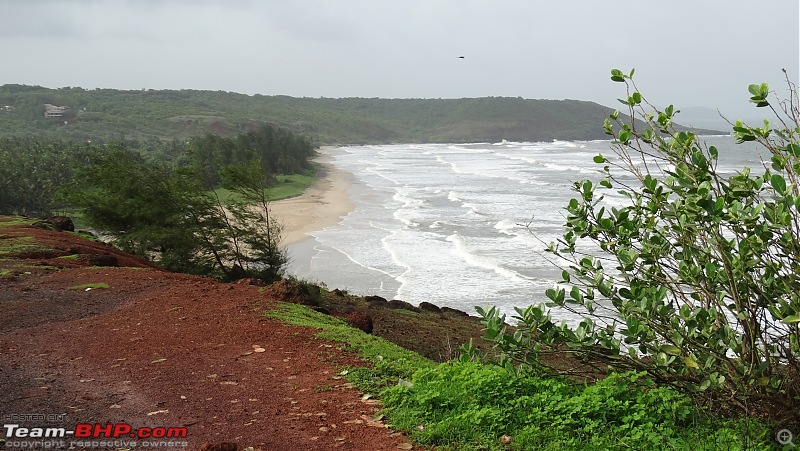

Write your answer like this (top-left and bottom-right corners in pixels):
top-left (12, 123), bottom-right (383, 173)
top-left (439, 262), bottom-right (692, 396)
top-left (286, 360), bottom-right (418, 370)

top-left (266, 302), bottom-right (773, 451)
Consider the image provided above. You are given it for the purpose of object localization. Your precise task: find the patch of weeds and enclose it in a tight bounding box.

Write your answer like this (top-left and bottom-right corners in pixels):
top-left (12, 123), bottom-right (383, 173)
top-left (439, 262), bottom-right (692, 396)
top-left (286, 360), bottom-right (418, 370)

top-left (68, 230), bottom-right (99, 242)
top-left (57, 254), bottom-right (80, 260)
top-left (0, 216), bottom-right (36, 228)
top-left (265, 302), bottom-right (433, 394)
top-left (15, 263), bottom-right (59, 271)
top-left (0, 269), bottom-right (11, 277)
top-left (393, 309), bottom-right (419, 316)
top-left (382, 362), bottom-right (774, 450)
top-left (67, 283), bottom-right (109, 290)
top-left (0, 236), bottom-right (50, 257)
top-left (314, 385), bottom-right (334, 393)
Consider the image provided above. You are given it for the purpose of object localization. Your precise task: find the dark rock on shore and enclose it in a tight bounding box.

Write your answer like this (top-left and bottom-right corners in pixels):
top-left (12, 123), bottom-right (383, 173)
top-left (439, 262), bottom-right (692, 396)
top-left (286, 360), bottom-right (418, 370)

top-left (441, 306), bottom-right (470, 317)
top-left (418, 302), bottom-right (442, 314)
top-left (388, 299), bottom-right (420, 312)
top-left (365, 295), bottom-right (388, 309)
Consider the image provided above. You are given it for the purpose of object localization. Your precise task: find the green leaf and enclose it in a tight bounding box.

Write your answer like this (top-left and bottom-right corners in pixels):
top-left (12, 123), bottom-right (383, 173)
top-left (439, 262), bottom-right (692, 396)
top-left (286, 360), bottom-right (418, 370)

top-left (593, 154), bottom-right (606, 164)
top-left (683, 355), bottom-right (699, 369)
top-left (570, 285), bottom-right (583, 302)
top-left (782, 315), bottom-right (800, 324)
top-left (662, 345), bottom-right (682, 356)
top-left (770, 174), bottom-right (787, 194)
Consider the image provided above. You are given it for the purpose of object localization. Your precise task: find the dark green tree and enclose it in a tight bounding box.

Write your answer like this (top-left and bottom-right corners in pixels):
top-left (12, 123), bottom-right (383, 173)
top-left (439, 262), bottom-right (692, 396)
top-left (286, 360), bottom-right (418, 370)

top-left (63, 144), bottom-right (285, 283)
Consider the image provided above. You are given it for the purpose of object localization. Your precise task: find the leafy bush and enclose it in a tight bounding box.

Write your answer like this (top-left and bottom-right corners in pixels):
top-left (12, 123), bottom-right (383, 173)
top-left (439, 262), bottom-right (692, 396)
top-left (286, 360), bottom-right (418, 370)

top-left (63, 146), bottom-right (286, 283)
top-left (469, 69), bottom-right (800, 424)
top-left (382, 361), bottom-right (770, 450)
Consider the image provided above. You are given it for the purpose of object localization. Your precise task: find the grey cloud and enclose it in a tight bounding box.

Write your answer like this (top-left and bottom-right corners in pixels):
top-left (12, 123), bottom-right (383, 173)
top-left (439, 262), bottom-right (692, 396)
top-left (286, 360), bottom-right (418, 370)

top-left (0, 0), bottom-right (796, 119)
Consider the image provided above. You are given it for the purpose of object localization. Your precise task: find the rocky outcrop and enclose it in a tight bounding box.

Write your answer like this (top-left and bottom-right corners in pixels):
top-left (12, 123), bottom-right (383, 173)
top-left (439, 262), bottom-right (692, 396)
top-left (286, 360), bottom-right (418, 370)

top-left (344, 311), bottom-right (373, 334)
top-left (388, 299), bottom-right (420, 313)
top-left (47, 216), bottom-right (74, 232)
top-left (418, 302), bottom-right (442, 314)
top-left (261, 279), bottom-right (319, 307)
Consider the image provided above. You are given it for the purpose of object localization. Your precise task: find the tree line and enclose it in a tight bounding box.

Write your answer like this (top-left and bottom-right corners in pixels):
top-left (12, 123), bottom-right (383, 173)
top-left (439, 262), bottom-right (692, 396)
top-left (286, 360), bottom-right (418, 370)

top-left (1, 124), bottom-right (316, 283)
top-left (1, 83), bottom-right (690, 145)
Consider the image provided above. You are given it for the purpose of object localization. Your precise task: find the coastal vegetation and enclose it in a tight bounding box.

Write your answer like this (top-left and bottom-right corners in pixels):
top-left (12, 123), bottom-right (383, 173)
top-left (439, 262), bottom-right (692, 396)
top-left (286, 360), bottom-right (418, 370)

top-left (433, 70), bottom-right (798, 447)
top-left (38, 125), bottom-right (316, 283)
top-left (0, 84), bottom-right (716, 145)
top-left (1, 71), bottom-right (793, 449)
top-left (266, 297), bottom-right (774, 450)
top-left (0, 124), bottom-right (316, 218)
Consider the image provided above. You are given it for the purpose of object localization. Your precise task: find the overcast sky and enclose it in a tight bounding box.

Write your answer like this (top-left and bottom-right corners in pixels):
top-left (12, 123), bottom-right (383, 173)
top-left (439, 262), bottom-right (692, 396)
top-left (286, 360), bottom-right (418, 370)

top-left (1, 0), bottom-right (797, 120)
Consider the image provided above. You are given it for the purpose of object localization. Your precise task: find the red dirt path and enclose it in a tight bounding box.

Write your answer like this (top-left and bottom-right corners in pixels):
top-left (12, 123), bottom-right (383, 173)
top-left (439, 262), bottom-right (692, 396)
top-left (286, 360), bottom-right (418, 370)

top-left (0, 223), bottom-right (423, 450)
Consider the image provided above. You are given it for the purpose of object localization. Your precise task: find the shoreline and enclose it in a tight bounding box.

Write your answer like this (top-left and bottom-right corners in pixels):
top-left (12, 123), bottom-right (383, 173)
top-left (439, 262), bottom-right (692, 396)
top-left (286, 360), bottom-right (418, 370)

top-left (271, 147), bottom-right (355, 246)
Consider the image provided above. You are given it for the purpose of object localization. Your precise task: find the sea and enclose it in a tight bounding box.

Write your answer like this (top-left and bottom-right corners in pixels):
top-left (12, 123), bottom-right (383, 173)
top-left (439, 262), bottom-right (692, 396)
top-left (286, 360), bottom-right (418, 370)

top-left (285, 135), bottom-right (767, 325)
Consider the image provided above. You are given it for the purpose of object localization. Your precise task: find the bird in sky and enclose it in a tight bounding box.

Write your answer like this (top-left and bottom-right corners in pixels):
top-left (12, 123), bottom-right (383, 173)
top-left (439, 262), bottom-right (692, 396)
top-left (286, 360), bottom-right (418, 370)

top-left (457, 56), bottom-right (465, 59)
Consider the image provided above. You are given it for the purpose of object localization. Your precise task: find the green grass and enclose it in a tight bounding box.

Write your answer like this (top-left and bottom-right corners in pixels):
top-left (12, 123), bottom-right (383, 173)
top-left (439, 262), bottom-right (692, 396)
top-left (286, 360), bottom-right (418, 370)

top-left (381, 363), bottom-right (774, 450)
top-left (265, 300), bottom-right (775, 450)
top-left (268, 174), bottom-right (316, 200)
top-left (264, 302), bottom-right (433, 394)
top-left (52, 210), bottom-right (91, 230)
top-left (57, 254), bottom-right (80, 260)
top-left (67, 283), bottom-right (109, 290)
top-left (0, 216), bottom-right (36, 228)
top-left (212, 174), bottom-right (316, 205)
top-left (0, 236), bottom-right (51, 257)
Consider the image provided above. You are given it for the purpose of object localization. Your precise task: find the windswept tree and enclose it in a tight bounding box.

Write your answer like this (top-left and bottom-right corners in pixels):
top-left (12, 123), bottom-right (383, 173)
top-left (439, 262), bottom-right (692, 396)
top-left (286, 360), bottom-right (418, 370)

top-left (63, 144), bottom-right (285, 283)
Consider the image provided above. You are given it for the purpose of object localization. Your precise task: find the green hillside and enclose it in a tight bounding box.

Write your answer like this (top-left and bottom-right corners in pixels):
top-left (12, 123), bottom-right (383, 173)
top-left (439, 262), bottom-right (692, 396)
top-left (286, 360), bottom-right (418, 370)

top-left (0, 84), bottom-right (665, 145)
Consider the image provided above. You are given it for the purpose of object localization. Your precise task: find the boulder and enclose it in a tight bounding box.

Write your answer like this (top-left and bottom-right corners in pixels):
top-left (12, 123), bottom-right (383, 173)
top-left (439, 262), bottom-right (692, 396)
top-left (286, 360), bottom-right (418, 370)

top-left (418, 301), bottom-right (442, 314)
top-left (365, 295), bottom-right (388, 309)
top-left (261, 279), bottom-right (319, 307)
top-left (388, 299), bottom-right (420, 313)
top-left (47, 216), bottom-right (74, 232)
top-left (344, 311), bottom-right (373, 334)
top-left (441, 306), bottom-right (469, 317)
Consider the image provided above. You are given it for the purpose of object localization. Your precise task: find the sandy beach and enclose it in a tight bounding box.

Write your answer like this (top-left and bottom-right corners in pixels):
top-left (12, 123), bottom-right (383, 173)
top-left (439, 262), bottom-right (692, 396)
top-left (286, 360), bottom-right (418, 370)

top-left (271, 148), bottom-right (355, 246)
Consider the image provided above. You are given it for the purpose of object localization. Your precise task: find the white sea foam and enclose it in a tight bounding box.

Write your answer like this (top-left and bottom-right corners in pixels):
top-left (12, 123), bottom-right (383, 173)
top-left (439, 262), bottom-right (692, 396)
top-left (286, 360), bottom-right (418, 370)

top-left (446, 232), bottom-right (533, 284)
top-left (287, 136), bottom-right (751, 320)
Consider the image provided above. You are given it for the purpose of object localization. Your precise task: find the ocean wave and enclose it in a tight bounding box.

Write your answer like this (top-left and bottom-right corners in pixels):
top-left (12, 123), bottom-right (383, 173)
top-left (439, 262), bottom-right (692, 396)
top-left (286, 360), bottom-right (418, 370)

top-left (446, 232), bottom-right (534, 284)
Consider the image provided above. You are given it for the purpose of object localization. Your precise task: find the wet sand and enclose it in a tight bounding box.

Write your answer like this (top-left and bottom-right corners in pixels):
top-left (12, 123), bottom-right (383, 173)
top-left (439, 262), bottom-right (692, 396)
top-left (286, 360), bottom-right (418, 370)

top-left (271, 148), bottom-right (355, 246)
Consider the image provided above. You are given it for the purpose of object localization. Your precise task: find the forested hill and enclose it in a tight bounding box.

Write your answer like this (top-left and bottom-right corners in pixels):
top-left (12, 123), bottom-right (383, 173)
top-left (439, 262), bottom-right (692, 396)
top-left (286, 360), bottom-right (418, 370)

top-left (0, 84), bottom-right (662, 145)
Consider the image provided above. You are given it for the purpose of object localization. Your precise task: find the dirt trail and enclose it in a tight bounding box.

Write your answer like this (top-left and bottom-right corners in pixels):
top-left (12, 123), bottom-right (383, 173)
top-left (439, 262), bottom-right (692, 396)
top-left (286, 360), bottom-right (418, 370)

top-left (0, 222), bottom-right (422, 450)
